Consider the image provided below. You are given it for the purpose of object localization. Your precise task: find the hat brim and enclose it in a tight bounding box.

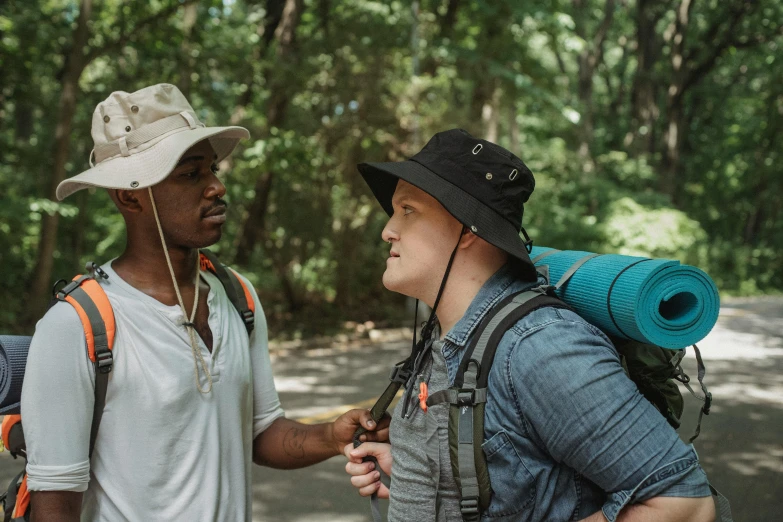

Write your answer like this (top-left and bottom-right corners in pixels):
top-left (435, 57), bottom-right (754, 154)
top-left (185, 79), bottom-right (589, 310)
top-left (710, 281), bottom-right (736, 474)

top-left (56, 126), bottom-right (250, 200)
top-left (358, 160), bottom-right (538, 281)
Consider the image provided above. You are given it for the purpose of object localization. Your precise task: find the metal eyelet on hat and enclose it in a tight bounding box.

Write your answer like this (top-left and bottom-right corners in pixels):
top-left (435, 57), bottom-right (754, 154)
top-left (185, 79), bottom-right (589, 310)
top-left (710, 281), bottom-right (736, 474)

top-left (470, 225), bottom-right (478, 233)
top-left (131, 105), bottom-right (139, 113)
top-left (472, 144), bottom-right (483, 155)
top-left (125, 126), bottom-right (131, 132)
top-left (130, 181), bottom-right (139, 188)
top-left (485, 173), bottom-right (493, 180)
top-left (103, 115), bottom-right (110, 123)
top-left (509, 169), bottom-right (518, 180)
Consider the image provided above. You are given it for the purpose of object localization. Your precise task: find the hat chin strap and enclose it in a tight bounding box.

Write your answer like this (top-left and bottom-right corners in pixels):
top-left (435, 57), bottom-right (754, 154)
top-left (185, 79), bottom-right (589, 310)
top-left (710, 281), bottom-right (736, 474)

top-left (400, 225), bottom-right (465, 417)
top-left (148, 187), bottom-right (213, 394)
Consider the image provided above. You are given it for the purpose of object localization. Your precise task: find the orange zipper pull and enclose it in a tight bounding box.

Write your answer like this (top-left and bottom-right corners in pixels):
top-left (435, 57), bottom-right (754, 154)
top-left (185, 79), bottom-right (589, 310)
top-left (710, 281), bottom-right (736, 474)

top-left (418, 381), bottom-right (429, 412)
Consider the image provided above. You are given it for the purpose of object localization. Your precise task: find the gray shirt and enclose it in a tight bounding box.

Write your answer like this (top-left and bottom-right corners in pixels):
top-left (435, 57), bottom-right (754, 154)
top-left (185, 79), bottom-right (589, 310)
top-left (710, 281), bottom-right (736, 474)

top-left (389, 331), bottom-right (462, 521)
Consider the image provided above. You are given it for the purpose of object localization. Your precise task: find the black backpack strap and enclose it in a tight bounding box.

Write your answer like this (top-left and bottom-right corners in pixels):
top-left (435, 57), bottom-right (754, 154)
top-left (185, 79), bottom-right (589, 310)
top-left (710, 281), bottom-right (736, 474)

top-left (199, 249), bottom-right (255, 335)
top-left (429, 288), bottom-right (571, 521)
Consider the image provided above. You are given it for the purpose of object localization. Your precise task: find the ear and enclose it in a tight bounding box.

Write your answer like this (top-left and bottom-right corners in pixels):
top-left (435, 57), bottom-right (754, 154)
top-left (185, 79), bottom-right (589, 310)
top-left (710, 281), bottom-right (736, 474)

top-left (113, 189), bottom-right (144, 213)
top-left (459, 228), bottom-right (481, 250)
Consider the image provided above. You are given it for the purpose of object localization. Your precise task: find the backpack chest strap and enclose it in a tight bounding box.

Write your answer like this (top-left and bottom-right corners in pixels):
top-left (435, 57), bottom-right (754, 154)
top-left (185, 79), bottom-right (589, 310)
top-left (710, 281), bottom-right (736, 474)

top-left (426, 388), bottom-right (488, 408)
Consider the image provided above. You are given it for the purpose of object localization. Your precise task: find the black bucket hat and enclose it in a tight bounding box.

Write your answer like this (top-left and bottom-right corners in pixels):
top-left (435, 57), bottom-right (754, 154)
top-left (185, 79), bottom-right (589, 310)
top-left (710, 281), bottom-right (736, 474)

top-left (358, 128), bottom-right (538, 281)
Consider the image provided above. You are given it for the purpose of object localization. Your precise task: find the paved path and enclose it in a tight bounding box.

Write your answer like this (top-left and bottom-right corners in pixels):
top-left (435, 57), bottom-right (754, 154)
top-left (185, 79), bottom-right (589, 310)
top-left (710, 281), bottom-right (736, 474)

top-left (2, 297), bottom-right (781, 520)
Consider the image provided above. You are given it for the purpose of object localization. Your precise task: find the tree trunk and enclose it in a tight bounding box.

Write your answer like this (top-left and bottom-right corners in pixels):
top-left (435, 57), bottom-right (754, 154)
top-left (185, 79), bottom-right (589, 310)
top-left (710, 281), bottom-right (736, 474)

top-left (178, 3), bottom-right (199, 99)
top-left (629, 0), bottom-right (663, 154)
top-left (234, 171), bottom-right (273, 266)
top-left (573, 0), bottom-right (615, 169)
top-left (509, 108), bottom-right (520, 153)
top-left (659, 0), bottom-right (693, 199)
top-left (230, 0), bottom-right (287, 125)
top-left (421, 0), bottom-right (461, 76)
top-left (234, 0), bottom-right (304, 267)
top-left (71, 190), bottom-right (89, 267)
top-left (482, 84), bottom-right (501, 142)
top-left (22, 0), bottom-right (93, 328)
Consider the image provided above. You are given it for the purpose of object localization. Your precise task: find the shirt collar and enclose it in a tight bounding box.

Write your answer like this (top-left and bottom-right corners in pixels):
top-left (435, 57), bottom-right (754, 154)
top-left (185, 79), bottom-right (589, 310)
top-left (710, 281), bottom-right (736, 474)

top-left (443, 263), bottom-right (541, 347)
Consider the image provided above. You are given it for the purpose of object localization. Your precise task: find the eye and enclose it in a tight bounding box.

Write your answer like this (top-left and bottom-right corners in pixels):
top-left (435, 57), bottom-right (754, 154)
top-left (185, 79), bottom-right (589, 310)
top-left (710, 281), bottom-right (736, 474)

top-left (403, 206), bottom-right (413, 216)
top-left (210, 163), bottom-right (220, 175)
top-left (181, 169), bottom-right (199, 180)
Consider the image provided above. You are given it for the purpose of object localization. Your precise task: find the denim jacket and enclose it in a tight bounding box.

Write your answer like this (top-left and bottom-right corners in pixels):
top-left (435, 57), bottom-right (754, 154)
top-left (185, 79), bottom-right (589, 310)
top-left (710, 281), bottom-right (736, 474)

top-left (436, 263), bottom-right (711, 521)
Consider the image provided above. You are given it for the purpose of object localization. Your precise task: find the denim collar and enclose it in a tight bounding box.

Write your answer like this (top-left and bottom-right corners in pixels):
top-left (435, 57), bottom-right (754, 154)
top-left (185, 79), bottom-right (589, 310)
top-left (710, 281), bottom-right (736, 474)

top-left (443, 263), bottom-right (540, 349)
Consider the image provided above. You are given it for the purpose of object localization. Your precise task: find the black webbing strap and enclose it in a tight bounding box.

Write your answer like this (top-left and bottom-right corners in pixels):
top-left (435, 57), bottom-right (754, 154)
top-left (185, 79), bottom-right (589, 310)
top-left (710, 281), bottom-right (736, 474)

top-left (63, 285), bottom-right (113, 458)
top-left (6, 424), bottom-right (25, 459)
top-left (352, 379), bottom-right (401, 522)
top-left (200, 249), bottom-right (255, 335)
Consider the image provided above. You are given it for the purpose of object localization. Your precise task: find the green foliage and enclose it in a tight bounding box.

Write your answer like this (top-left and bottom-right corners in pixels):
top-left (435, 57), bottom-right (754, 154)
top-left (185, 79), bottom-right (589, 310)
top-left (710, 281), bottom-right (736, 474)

top-left (0, 0), bottom-right (781, 336)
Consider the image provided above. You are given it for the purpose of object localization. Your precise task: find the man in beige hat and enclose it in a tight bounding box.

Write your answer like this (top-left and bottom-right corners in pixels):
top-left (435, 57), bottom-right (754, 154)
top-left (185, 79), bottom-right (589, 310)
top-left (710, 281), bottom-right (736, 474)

top-left (20, 84), bottom-right (384, 521)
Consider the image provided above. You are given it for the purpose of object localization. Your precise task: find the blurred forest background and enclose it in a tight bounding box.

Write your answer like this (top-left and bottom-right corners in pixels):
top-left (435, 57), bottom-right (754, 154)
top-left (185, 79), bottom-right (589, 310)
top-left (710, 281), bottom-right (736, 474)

top-left (0, 0), bottom-right (781, 337)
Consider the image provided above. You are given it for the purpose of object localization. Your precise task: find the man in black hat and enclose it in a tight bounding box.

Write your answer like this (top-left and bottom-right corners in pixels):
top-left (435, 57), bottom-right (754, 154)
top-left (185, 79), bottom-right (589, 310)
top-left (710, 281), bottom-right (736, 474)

top-left (343, 129), bottom-right (715, 521)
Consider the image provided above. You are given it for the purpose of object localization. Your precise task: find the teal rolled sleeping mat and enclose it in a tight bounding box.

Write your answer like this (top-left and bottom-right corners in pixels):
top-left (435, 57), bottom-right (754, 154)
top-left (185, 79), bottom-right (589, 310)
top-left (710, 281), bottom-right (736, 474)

top-left (530, 247), bottom-right (720, 349)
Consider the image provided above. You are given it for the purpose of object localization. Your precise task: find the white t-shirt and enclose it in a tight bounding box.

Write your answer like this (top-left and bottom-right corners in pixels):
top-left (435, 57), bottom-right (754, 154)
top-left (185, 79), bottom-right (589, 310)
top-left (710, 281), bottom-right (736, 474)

top-left (20, 261), bottom-right (285, 521)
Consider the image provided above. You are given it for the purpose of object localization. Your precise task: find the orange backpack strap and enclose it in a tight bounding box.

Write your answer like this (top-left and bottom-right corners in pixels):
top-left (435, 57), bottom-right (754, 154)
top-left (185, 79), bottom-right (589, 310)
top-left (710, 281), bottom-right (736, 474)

top-left (54, 266), bottom-right (115, 457)
top-left (199, 250), bottom-right (255, 335)
top-left (11, 473), bottom-right (29, 520)
top-left (56, 273), bottom-right (115, 368)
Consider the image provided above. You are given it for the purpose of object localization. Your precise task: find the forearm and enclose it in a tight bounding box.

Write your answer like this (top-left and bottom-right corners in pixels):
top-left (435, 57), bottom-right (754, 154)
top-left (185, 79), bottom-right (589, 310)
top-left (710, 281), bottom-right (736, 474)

top-left (253, 417), bottom-right (340, 469)
top-left (30, 491), bottom-right (82, 522)
top-left (580, 496), bottom-right (715, 522)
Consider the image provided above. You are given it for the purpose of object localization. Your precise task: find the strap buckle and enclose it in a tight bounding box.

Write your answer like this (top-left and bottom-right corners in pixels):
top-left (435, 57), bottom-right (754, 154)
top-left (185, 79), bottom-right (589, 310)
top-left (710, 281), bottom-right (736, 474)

top-left (460, 496), bottom-right (480, 516)
top-left (241, 309), bottom-right (254, 327)
top-left (96, 350), bottom-right (113, 373)
top-left (56, 279), bottom-right (82, 300)
top-left (389, 364), bottom-right (412, 385)
top-left (457, 390), bottom-right (475, 406)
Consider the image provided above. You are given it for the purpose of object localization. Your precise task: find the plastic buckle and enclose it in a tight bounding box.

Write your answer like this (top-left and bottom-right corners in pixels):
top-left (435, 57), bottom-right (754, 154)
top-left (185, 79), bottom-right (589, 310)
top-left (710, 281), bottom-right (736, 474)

top-left (457, 390), bottom-right (475, 406)
top-left (241, 309), bottom-right (254, 326)
top-left (96, 351), bottom-right (113, 373)
top-left (56, 279), bottom-right (82, 300)
top-left (85, 262), bottom-right (109, 280)
top-left (460, 496), bottom-right (480, 516)
top-left (389, 365), bottom-right (412, 384)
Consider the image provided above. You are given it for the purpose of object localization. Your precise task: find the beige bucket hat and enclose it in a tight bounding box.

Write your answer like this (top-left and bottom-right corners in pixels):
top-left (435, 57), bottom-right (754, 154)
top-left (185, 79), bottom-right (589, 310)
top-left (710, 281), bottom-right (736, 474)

top-left (56, 83), bottom-right (250, 200)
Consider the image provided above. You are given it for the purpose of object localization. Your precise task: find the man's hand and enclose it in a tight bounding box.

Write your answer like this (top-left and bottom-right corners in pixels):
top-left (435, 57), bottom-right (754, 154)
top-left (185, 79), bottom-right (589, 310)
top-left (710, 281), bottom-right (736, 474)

top-left (253, 410), bottom-right (390, 469)
top-left (343, 442), bottom-right (393, 499)
top-left (327, 409), bottom-right (390, 455)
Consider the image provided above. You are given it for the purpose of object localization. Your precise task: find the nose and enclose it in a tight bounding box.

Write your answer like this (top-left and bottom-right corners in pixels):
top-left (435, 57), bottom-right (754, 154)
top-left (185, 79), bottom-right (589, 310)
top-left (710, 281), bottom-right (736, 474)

top-left (204, 169), bottom-right (226, 199)
top-left (381, 218), bottom-right (399, 244)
